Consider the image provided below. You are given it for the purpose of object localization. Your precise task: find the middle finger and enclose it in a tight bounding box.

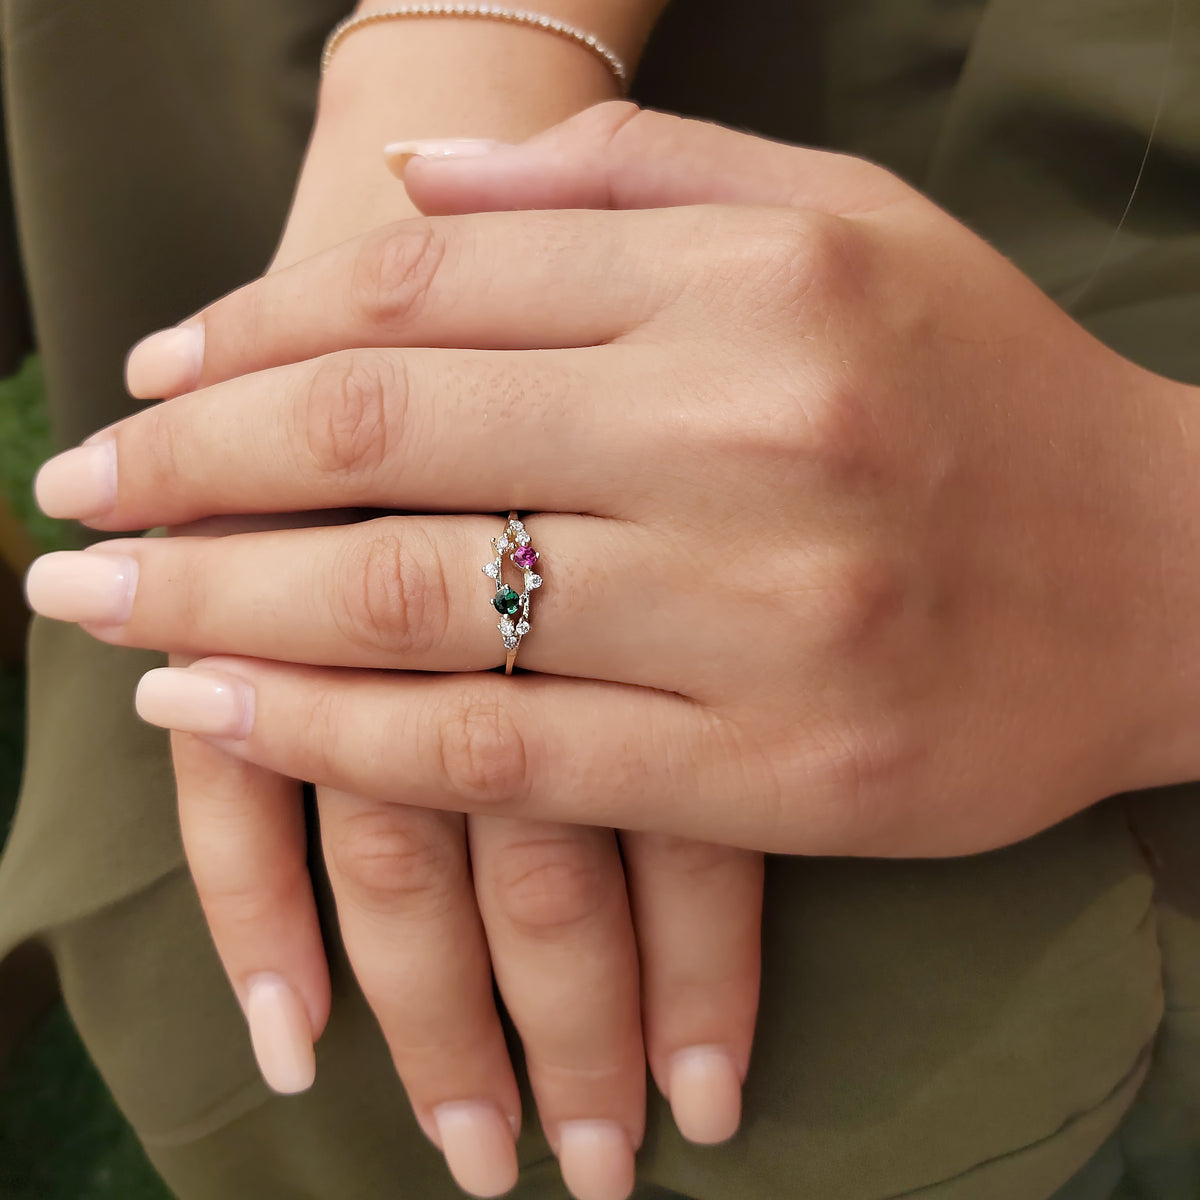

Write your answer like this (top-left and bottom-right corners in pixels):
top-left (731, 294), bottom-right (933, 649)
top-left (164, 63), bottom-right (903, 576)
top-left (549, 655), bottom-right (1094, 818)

top-left (49, 346), bottom-right (660, 532)
top-left (319, 790), bottom-right (522, 1197)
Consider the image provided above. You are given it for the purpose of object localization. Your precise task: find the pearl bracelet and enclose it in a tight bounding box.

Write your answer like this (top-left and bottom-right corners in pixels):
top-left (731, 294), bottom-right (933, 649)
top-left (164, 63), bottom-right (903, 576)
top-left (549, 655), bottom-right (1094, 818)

top-left (321, 5), bottom-right (629, 90)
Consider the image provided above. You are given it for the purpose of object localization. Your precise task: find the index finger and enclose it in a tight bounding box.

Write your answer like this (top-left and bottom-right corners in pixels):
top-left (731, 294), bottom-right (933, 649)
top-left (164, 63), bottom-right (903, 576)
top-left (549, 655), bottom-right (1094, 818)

top-left (123, 205), bottom-right (711, 401)
top-left (402, 102), bottom-right (911, 220)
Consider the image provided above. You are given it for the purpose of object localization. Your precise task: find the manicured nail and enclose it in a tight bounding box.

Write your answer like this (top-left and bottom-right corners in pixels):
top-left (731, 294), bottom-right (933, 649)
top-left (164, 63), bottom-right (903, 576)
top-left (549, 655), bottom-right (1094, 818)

top-left (125, 323), bottom-right (204, 399)
top-left (245, 974), bottom-right (315, 1094)
top-left (384, 138), bottom-right (506, 174)
top-left (135, 667), bottom-right (254, 739)
top-left (33, 441), bottom-right (117, 520)
top-left (667, 1046), bottom-right (742, 1145)
top-left (557, 1121), bottom-right (634, 1200)
top-left (433, 1102), bottom-right (519, 1198)
top-left (25, 551), bottom-right (137, 626)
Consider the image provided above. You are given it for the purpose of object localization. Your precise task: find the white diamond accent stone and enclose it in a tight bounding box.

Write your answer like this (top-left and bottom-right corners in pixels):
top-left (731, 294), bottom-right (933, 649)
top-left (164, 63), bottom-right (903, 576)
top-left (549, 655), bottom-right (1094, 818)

top-left (503, 635), bottom-right (519, 650)
top-left (482, 562), bottom-right (499, 578)
top-left (515, 532), bottom-right (531, 546)
top-left (498, 617), bottom-right (515, 637)
top-left (525, 573), bottom-right (542, 590)
top-left (497, 538), bottom-right (511, 552)
top-left (516, 620), bottom-right (531, 636)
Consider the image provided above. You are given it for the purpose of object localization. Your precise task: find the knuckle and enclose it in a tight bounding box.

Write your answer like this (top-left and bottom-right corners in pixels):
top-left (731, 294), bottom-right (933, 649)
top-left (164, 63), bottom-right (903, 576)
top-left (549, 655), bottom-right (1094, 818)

top-left (433, 694), bottom-right (529, 807)
top-left (632, 832), bottom-right (745, 881)
top-left (490, 837), bottom-right (608, 937)
top-left (194, 861), bottom-right (309, 941)
top-left (167, 537), bottom-right (218, 634)
top-left (326, 806), bottom-right (459, 917)
top-left (706, 352), bottom-right (873, 476)
top-left (138, 403), bottom-right (186, 496)
top-left (293, 686), bottom-right (342, 783)
top-left (787, 715), bottom-right (915, 855)
top-left (787, 375), bottom-right (872, 467)
top-left (819, 548), bottom-right (911, 653)
top-left (303, 351), bottom-right (396, 479)
top-left (352, 219), bottom-right (446, 331)
top-left (332, 521), bottom-right (449, 656)
top-left (699, 374), bottom-right (870, 480)
top-left (586, 99), bottom-right (654, 156)
top-left (750, 209), bottom-right (864, 313)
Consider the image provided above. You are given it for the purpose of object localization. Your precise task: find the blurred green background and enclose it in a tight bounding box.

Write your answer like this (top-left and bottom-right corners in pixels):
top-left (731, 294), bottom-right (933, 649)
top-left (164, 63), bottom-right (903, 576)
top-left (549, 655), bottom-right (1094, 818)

top-left (0, 358), bottom-right (172, 1198)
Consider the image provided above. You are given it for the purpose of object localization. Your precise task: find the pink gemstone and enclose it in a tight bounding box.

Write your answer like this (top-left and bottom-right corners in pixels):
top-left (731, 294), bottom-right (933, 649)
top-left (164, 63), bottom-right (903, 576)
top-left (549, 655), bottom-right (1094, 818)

top-left (512, 546), bottom-right (539, 570)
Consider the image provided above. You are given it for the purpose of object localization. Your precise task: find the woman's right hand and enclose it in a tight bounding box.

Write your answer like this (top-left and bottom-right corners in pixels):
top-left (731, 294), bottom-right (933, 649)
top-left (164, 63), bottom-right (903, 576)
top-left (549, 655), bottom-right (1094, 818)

top-left (36, 398), bottom-right (764, 1200)
top-left (106, 15), bottom-right (760, 1199)
top-left (163, 682), bottom-right (762, 1200)
top-left (31, 10), bottom-right (760, 1191)
top-left (39, 246), bottom-right (764, 1200)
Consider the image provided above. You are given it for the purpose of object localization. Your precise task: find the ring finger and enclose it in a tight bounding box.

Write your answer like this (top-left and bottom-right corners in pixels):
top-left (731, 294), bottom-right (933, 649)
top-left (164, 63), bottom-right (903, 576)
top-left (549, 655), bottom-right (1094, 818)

top-left (471, 816), bottom-right (644, 1200)
top-left (24, 514), bottom-right (686, 688)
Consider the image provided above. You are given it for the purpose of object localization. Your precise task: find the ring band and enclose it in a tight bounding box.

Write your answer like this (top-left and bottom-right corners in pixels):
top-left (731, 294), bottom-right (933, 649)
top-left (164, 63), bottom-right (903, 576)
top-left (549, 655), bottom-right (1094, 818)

top-left (482, 511), bottom-right (542, 674)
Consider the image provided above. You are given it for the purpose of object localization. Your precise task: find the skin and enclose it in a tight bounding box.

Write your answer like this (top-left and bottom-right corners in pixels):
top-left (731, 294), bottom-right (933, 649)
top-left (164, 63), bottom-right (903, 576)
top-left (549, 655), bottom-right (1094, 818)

top-left (33, 9), bottom-right (765, 1199)
top-left (31, 98), bottom-right (1200, 1176)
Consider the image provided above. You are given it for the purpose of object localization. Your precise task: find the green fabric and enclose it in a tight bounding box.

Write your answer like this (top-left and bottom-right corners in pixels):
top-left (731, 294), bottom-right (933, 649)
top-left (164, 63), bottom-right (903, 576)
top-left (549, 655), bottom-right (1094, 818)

top-left (1, 0), bottom-right (1198, 1197)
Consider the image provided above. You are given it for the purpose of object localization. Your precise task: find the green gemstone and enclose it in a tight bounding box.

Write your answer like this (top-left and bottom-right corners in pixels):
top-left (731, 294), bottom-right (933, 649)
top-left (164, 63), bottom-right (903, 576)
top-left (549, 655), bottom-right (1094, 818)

top-left (492, 587), bottom-right (521, 616)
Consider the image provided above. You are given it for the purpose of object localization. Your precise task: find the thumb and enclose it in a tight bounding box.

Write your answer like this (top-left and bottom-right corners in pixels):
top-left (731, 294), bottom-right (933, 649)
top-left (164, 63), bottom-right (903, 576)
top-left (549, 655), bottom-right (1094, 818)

top-left (393, 101), bottom-right (911, 217)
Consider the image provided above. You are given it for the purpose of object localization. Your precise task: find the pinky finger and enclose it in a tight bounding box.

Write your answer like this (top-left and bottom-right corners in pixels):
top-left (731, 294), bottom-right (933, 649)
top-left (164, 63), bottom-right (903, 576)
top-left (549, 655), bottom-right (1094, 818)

top-left (173, 724), bottom-right (329, 1093)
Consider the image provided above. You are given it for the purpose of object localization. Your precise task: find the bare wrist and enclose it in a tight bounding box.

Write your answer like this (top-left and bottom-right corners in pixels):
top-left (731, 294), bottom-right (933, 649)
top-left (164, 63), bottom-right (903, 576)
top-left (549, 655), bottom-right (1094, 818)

top-left (278, 15), bottom-right (622, 265)
top-left (348, 0), bottom-right (664, 65)
top-left (1113, 370), bottom-right (1200, 792)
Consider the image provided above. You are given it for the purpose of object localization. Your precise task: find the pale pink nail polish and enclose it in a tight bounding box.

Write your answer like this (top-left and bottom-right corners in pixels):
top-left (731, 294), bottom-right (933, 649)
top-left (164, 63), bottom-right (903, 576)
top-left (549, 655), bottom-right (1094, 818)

top-left (384, 138), bottom-right (506, 175)
top-left (34, 441), bottom-right (118, 520)
top-left (25, 551), bottom-right (137, 625)
top-left (125, 324), bottom-right (204, 398)
top-left (433, 1102), bottom-right (519, 1198)
top-left (557, 1121), bottom-right (634, 1200)
top-left (245, 974), bottom-right (315, 1094)
top-left (667, 1046), bottom-right (742, 1145)
top-left (135, 667), bottom-right (254, 739)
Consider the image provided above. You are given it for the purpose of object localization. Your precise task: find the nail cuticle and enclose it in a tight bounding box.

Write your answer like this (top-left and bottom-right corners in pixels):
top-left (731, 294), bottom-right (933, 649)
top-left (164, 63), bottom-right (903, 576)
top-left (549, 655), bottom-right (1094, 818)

top-left (33, 440), bottom-right (118, 521)
top-left (134, 667), bottom-right (255, 740)
top-left (24, 550), bottom-right (138, 626)
top-left (244, 974), bottom-right (315, 1095)
top-left (125, 323), bottom-right (205, 399)
top-left (433, 1101), bottom-right (519, 1198)
top-left (557, 1120), bottom-right (635, 1200)
top-left (667, 1044), bottom-right (743, 1146)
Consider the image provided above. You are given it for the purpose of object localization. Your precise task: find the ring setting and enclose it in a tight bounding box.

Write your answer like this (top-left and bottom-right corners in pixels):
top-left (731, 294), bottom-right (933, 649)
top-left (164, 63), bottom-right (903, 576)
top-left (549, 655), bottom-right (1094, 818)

top-left (483, 512), bottom-right (542, 673)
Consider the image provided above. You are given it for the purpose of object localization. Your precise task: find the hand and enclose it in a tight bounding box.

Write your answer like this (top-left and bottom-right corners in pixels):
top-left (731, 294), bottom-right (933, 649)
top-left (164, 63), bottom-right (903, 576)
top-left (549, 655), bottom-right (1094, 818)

top-left (33, 34), bottom-right (761, 1200)
top-left (33, 103), bottom-right (1200, 857)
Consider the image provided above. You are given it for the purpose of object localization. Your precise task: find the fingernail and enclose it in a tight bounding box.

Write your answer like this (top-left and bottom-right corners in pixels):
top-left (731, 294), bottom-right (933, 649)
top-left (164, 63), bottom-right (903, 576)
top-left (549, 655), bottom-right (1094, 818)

top-left (135, 666), bottom-right (254, 739)
top-left (25, 551), bottom-right (137, 626)
top-left (557, 1121), bottom-right (634, 1200)
top-left (33, 441), bottom-right (118, 520)
top-left (433, 1102), bottom-right (519, 1198)
top-left (125, 323), bottom-right (204, 398)
top-left (668, 1045), bottom-right (742, 1145)
top-left (384, 138), bottom-right (506, 174)
top-left (245, 974), bottom-right (315, 1094)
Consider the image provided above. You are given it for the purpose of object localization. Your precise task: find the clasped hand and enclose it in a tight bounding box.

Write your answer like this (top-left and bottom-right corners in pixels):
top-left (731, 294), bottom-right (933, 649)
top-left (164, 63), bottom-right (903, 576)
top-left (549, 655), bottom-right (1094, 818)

top-left (29, 102), bottom-right (1200, 1199)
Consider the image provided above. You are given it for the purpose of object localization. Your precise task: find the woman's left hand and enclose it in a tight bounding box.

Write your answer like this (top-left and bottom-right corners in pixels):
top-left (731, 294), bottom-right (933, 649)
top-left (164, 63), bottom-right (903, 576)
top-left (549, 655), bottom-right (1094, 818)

top-left (30, 102), bottom-right (1200, 857)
